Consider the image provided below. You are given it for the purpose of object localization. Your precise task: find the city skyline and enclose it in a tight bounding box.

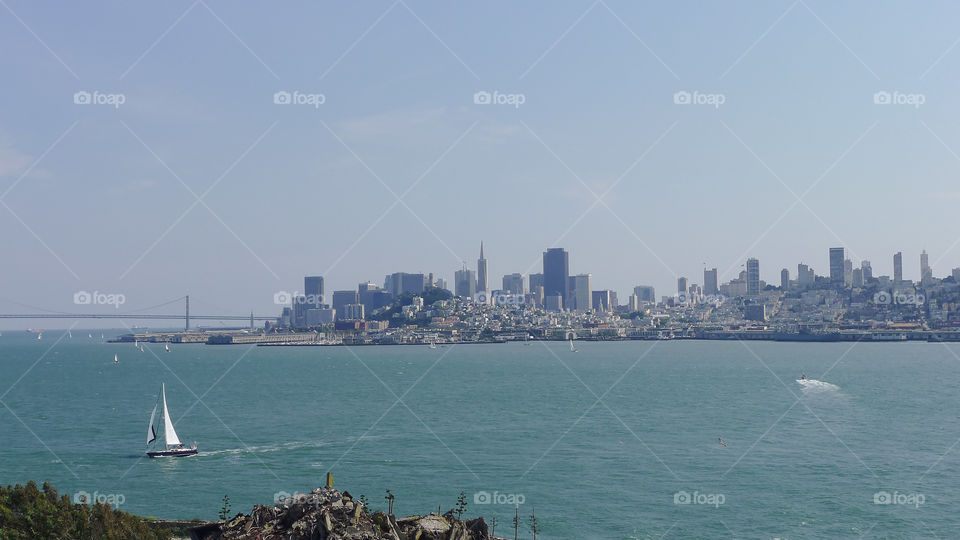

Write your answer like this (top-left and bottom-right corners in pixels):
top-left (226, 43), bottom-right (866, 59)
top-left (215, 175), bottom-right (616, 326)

top-left (4, 3), bottom-right (960, 324)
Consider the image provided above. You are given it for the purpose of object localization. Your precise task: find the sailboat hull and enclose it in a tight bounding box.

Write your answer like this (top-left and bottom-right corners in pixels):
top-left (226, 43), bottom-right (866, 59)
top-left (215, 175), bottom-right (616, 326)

top-left (146, 447), bottom-right (198, 458)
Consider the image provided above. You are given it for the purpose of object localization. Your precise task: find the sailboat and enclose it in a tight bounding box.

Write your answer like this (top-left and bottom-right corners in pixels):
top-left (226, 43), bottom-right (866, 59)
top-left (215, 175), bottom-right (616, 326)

top-left (569, 338), bottom-right (577, 353)
top-left (140, 345), bottom-right (144, 352)
top-left (68, 331), bottom-right (72, 339)
top-left (164, 343), bottom-right (170, 352)
top-left (37, 333), bottom-right (42, 340)
top-left (429, 340), bottom-right (437, 349)
top-left (88, 333), bottom-right (93, 339)
top-left (146, 383), bottom-right (198, 458)
top-left (114, 354), bottom-right (119, 364)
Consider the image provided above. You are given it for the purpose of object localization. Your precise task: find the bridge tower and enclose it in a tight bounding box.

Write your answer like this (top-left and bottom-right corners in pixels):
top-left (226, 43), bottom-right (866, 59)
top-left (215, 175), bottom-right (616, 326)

top-left (185, 295), bottom-right (190, 331)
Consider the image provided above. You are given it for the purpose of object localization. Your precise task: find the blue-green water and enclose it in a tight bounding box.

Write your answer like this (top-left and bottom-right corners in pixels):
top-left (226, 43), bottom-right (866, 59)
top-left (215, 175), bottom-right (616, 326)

top-left (2, 333), bottom-right (960, 538)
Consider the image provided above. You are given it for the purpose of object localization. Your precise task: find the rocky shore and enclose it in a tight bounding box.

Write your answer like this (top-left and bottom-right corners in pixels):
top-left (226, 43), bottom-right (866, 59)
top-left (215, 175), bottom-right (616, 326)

top-left (191, 486), bottom-right (505, 540)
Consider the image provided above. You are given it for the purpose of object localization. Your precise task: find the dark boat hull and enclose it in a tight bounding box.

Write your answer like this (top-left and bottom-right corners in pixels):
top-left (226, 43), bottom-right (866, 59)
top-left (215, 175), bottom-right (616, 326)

top-left (147, 448), bottom-right (198, 458)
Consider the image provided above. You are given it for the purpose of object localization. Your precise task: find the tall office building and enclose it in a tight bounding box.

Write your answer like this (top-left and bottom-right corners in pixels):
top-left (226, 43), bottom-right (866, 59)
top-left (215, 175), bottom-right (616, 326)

top-left (634, 285), bottom-right (656, 303)
top-left (572, 274), bottom-right (592, 312)
top-left (829, 248), bottom-right (844, 284)
top-left (304, 276), bottom-right (324, 308)
top-left (844, 259), bottom-right (853, 286)
top-left (894, 251), bottom-right (903, 282)
top-left (861, 260), bottom-right (873, 282)
top-left (677, 277), bottom-right (689, 295)
top-left (454, 268), bottom-right (476, 299)
top-left (797, 263), bottom-right (814, 286)
top-left (358, 282), bottom-right (392, 316)
top-left (781, 268), bottom-right (789, 290)
top-left (746, 258), bottom-right (760, 296)
top-left (385, 272), bottom-right (427, 298)
top-left (921, 250), bottom-right (932, 283)
top-left (543, 248), bottom-right (569, 309)
top-left (476, 242), bottom-right (489, 298)
top-left (592, 290), bottom-right (613, 312)
top-left (332, 290), bottom-right (358, 321)
top-left (852, 267), bottom-right (863, 287)
top-left (703, 268), bottom-right (719, 295)
top-left (502, 273), bottom-right (524, 295)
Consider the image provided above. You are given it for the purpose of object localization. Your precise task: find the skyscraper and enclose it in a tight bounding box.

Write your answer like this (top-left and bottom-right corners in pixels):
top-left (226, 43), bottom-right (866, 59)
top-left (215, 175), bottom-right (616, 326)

top-left (861, 260), bottom-right (873, 282)
top-left (385, 272), bottom-right (427, 297)
top-left (746, 258), bottom-right (760, 296)
top-left (542, 248), bottom-right (569, 309)
top-left (829, 247), bottom-right (844, 284)
top-left (703, 268), bottom-right (718, 295)
top-left (634, 285), bottom-right (656, 303)
top-left (894, 251), bottom-right (903, 282)
top-left (677, 277), bottom-right (689, 295)
top-left (844, 259), bottom-right (853, 286)
top-left (332, 290), bottom-right (358, 321)
top-left (781, 268), bottom-right (789, 290)
top-left (921, 250), bottom-right (932, 283)
top-left (476, 242), bottom-right (489, 299)
top-left (304, 276), bottom-right (324, 308)
top-left (502, 273), bottom-right (524, 295)
top-left (572, 274), bottom-right (592, 312)
top-left (454, 268), bottom-right (476, 299)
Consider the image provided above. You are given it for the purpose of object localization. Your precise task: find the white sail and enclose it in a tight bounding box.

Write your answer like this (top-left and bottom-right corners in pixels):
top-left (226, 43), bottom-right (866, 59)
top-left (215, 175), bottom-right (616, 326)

top-left (161, 384), bottom-right (182, 446)
top-left (147, 403), bottom-right (158, 444)
top-left (165, 344), bottom-right (170, 352)
top-left (114, 354), bottom-right (118, 364)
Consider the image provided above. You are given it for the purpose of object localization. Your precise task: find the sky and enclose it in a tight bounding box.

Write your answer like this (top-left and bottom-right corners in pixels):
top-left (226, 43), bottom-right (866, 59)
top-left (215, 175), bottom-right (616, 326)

top-left (2, 0), bottom-right (960, 327)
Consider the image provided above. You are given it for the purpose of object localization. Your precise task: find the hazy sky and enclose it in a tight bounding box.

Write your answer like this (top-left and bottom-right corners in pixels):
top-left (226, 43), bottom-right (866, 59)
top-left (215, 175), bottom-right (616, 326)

top-left (2, 1), bottom-right (960, 326)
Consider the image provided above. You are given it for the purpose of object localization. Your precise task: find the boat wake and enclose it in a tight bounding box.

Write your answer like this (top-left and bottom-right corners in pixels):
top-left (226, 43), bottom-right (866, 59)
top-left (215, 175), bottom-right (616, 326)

top-left (796, 378), bottom-right (839, 392)
top-left (197, 440), bottom-right (329, 457)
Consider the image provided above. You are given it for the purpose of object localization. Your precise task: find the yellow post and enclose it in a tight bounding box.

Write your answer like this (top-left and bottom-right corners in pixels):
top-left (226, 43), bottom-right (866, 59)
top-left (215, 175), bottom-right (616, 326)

top-left (325, 472), bottom-right (334, 489)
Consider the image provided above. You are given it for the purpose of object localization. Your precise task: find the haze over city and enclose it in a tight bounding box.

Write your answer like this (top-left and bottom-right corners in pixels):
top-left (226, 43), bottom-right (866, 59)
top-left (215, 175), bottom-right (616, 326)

top-left (3, 1), bottom-right (960, 326)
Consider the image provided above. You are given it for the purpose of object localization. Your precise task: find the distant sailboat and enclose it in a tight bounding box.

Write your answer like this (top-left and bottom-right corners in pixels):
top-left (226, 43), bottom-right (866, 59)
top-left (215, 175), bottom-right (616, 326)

top-left (164, 343), bottom-right (170, 352)
top-left (569, 338), bottom-right (577, 353)
top-left (429, 340), bottom-right (437, 349)
top-left (145, 383), bottom-right (197, 458)
top-left (68, 331), bottom-right (72, 339)
top-left (140, 345), bottom-right (144, 352)
top-left (114, 354), bottom-right (119, 364)
top-left (37, 333), bottom-right (42, 340)
top-left (88, 333), bottom-right (92, 339)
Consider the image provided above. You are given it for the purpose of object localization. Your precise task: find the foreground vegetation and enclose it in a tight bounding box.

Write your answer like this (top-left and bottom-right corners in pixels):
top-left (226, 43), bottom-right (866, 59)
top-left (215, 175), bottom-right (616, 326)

top-left (0, 481), bottom-right (170, 540)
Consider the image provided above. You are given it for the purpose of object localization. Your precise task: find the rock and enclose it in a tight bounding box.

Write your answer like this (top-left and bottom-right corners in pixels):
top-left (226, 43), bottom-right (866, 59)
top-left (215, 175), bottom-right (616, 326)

top-left (193, 486), bottom-right (490, 540)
